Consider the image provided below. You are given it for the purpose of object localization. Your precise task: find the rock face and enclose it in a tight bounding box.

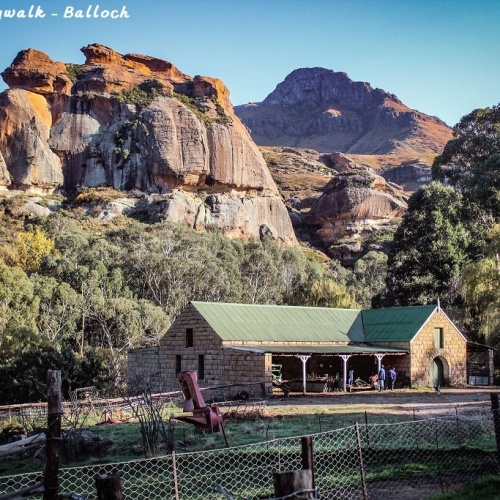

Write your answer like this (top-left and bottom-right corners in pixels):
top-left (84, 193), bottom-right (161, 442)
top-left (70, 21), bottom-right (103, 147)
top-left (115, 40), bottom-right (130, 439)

top-left (235, 68), bottom-right (452, 158)
top-left (303, 165), bottom-right (408, 262)
top-left (0, 150), bottom-right (10, 188)
top-left (381, 158), bottom-right (433, 191)
top-left (0, 44), bottom-right (296, 244)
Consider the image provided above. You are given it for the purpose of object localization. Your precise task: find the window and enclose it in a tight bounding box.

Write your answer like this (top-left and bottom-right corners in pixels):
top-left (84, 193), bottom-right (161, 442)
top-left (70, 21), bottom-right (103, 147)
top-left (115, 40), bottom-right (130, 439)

top-left (434, 327), bottom-right (444, 349)
top-left (198, 355), bottom-right (205, 380)
top-left (186, 328), bottom-right (194, 348)
top-left (176, 355), bottom-right (182, 374)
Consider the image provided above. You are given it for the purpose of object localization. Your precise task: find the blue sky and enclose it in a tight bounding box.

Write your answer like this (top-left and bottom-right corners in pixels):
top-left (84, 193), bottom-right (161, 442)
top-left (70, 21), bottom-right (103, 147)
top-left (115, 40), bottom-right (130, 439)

top-left (0, 0), bottom-right (499, 126)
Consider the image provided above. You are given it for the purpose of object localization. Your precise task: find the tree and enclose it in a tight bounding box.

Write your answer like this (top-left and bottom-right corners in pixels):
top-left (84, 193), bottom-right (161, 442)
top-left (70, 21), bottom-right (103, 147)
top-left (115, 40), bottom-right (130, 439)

top-left (119, 223), bottom-right (244, 317)
top-left (279, 247), bottom-right (323, 305)
top-left (241, 239), bottom-right (282, 304)
top-left (432, 104), bottom-right (500, 234)
top-left (309, 279), bottom-right (359, 309)
top-left (8, 229), bottom-right (57, 274)
top-left (135, 299), bottom-right (171, 346)
top-left (0, 264), bottom-right (40, 359)
top-left (351, 251), bottom-right (388, 308)
top-left (432, 103), bottom-right (500, 187)
top-left (462, 224), bottom-right (500, 349)
top-left (0, 346), bottom-right (111, 404)
top-left (463, 154), bottom-right (500, 225)
top-left (31, 275), bottom-right (82, 348)
top-left (384, 183), bottom-right (470, 307)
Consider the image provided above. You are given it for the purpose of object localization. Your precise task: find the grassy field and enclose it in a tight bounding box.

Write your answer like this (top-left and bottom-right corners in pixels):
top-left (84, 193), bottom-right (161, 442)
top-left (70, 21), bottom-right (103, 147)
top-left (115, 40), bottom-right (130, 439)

top-left (431, 475), bottom-right (500, 499)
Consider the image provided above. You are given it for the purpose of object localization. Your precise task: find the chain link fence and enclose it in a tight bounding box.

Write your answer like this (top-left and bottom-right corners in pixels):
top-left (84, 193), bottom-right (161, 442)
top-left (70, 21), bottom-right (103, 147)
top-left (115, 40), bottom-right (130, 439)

top-left (1, 409), bottom-right (498, 499)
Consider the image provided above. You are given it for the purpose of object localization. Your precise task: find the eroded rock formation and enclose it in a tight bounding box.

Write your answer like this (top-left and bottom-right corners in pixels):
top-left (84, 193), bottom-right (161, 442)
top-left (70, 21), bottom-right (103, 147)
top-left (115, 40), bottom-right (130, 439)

top-left (304, 165), bottom-right (409, 262)
top-left (0, 44), bottom-right (296, 244)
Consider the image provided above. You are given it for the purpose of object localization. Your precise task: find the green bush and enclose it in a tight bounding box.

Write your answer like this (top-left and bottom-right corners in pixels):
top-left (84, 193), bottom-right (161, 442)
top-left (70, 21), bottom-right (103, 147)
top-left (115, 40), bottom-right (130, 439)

top-left (0, 346), bottom-right (112, 404)
top-left (112, 87), bottom-right (158, 109)
top-left (65, 63), bottom-right (87, 83)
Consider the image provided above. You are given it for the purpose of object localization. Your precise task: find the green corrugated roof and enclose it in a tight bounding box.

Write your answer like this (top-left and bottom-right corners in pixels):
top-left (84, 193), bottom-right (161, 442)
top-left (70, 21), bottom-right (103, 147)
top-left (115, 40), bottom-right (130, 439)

top-left (223, 344), bottom-right (408, 355)
top-left (189, 302), bottom-right (438, 344)
top-left (191, 302), bottom-right (365, 342)
top-left (362, 305), bottom-right (436, 342)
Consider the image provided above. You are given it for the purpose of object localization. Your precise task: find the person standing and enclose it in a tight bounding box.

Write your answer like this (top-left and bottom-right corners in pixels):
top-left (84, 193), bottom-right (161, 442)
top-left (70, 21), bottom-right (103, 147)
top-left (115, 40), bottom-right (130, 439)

top-left (388, 367), bottom-right (397, 390)
top-left (378, 365), bottom-right (386, 391)
top-left (348, 369), bottom-right (354, 387)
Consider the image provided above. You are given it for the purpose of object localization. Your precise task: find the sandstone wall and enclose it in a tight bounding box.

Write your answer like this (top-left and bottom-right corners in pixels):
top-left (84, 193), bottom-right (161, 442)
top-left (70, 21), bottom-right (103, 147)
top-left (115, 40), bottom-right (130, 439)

top-left (409, 310), bottom-right (467, 387)
top-left (361, 342), bottom-right (412, 387)
top-left (127, 347), bottom-right (163, 390)
top-left (128, 304), bottom-right (270, 395)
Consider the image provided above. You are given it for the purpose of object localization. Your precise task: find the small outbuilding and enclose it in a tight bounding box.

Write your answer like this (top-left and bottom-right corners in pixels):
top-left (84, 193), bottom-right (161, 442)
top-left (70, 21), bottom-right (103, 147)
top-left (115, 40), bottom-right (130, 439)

top-left (128, 301), bottom-right (490, 395)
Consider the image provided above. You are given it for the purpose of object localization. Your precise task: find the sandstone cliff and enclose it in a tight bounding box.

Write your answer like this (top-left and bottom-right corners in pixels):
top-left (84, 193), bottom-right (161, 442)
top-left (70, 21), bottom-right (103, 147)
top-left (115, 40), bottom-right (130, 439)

top-left (235, 68), bottom-right (452, 161)
top-left (0, 44), bottom-right (296, 244)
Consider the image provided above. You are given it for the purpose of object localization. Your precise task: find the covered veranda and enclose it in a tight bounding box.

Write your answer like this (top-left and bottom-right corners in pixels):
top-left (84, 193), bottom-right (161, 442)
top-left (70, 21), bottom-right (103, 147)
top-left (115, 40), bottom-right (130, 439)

top-left (225, 344), bottom-right (409, 394)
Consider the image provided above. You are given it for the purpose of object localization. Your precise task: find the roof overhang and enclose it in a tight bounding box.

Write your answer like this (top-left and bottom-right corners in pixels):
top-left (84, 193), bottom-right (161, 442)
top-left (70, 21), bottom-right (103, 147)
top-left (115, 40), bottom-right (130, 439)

top-left (222, 344), bottom-right (409, 356)
top-left (467, 341), bottom-right (496, 351)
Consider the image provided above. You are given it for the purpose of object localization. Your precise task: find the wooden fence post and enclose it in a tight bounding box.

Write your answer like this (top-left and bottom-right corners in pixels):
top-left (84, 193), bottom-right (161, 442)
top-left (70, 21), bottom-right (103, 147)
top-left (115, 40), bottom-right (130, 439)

top-left (272, 437), bottom-right (316, 499)
top-left (95, 473), bottom-right (123, 500)
top-left (273, 470), bottom-right (315, 499)
top-left (172, 450), bottom-right (180, 500)
top-left (43, 370), bottom-right (62, 500)
top-left (490, 393), bottom-right (500, 457)
top-left (301, 436), bottom-right (315, 490)
top-left (355, 422), bottom-right (368, 500)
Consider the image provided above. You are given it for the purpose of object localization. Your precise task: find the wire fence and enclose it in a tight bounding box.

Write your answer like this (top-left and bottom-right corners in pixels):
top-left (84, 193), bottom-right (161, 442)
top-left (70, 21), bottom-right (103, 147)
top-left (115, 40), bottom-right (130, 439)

top-left (0, 409), bottom-right (498, 499)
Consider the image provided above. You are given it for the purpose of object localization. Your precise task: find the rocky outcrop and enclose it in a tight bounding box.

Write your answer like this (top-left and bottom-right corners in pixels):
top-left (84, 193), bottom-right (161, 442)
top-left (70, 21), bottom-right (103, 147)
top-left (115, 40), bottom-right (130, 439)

top-left (235, 68), bottom-right (452, 159)
top-left (380, 159), bottom-right (433, 189)
top-left (0, 45), bottom-right (296, 244)
top-left (2, 49), bottom-right (72, 95)
top-left (304, 165), bottom-right (408, 262)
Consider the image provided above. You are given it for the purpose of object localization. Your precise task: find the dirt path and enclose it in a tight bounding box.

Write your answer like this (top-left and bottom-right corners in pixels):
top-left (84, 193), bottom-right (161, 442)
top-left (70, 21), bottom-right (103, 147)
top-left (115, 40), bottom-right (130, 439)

top-left (265, 387), bottom-right (499, 418)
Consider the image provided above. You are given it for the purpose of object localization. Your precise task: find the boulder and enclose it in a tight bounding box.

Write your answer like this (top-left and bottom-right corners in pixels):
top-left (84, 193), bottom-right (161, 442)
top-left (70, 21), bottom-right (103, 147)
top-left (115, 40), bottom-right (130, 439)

top-left (305, 165), bottom-right (407, 262)
top-left (305, 167), bottom-right (407, 225)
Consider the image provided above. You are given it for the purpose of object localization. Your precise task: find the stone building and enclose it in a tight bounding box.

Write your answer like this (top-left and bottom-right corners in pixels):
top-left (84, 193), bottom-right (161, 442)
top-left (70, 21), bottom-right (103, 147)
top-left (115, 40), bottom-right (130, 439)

top-left (128, 301), bottom-right (492, 395)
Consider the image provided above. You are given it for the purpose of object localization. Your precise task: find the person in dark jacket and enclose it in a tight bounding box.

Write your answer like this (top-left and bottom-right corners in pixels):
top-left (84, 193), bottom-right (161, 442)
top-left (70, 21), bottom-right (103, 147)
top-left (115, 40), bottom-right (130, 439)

top-left (378, 365), bottom-right (386, 391)
top-left (388, 367), bottom-right (397, 390)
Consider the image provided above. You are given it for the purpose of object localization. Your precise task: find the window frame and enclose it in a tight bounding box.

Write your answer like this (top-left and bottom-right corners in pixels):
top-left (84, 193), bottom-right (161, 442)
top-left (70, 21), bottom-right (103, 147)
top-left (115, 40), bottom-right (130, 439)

top-left (198, 354), bottom-right (205, 380)
top-left (434, 327), bottom-right (444, 349)
top-left (186, 328), bottom-right (194, 348)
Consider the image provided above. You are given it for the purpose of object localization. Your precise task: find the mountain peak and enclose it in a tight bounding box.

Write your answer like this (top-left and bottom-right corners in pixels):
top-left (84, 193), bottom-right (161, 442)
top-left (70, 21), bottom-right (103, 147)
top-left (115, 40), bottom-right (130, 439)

top-left (235, 68), bottom-right (450, 158)
top-left (262, 67), bottom-right (402, 110)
